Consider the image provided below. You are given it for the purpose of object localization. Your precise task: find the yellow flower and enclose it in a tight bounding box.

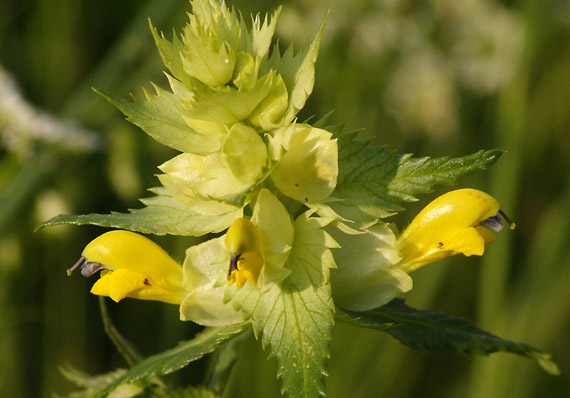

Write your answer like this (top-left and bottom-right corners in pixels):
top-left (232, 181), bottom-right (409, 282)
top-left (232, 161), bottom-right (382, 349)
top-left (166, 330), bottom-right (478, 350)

top-left (221, 189), bottom-right (294, 290)
top-left (180, 189), bottom-right (293, 325)
top-left (225, 218), bottom-right (264, 290)
top-left (68, 230), bottom-right (186, 304)
top-left (397, 189), bottom-right (514, 273)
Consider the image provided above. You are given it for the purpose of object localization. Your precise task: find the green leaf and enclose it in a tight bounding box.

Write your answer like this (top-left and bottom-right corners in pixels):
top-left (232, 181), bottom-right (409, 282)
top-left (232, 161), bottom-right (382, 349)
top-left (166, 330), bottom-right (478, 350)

top-left (342, 299), bottom-right (560, 375)
top-left (58, 365), bottom-right (145, 398)
top-left (333, 132), bottom-right (504, 219)
top-left (59, 364), bottom-right (222, 398)
top-left (245, 6), bottom-right (282, 61)
top-left (95, 87), bottom-right (224, 156)
top-left (36, 188), bottom-right (242, 236)
top-left (149, 21), bottom-right (188, 86)
top-left (95, 324), bottom-right (250, 398)
top-left (232, 213), bottom-right (338, 397)
top-left (162, 386), bottom-right (219, 398)
top-left (265, 11), bottom-right (329, 124)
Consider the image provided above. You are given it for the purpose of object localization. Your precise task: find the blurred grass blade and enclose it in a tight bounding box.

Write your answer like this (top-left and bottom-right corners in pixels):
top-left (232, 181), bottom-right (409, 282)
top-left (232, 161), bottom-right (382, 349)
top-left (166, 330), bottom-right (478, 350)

top-left (62, 0), bottom-right (185, 120)
top-left (0, 154), bottom-right (53, 235)
top-left (157, 386), bottom-right (219, 398)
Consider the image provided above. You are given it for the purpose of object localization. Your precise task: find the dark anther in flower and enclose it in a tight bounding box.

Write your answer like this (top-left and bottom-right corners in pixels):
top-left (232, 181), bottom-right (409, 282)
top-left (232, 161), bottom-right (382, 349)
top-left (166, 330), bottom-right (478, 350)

top-left (67, 256), bottom-right (110, 278)
top-left (228, 253), bottom-right (241, 280)
top-left (482, 215), bottom-right (504, 232)
top-left (482, 209), bottom-right (516, 232)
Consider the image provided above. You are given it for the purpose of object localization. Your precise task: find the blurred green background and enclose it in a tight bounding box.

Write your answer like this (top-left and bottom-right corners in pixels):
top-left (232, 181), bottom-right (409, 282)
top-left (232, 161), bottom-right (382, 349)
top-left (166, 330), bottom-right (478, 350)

top-left (1, 0), bottom-right (569, 397)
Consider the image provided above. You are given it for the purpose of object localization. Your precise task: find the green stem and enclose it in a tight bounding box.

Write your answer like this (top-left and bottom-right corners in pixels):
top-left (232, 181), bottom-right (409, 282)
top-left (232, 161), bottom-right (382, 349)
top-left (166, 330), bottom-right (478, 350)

top-left (98, 297), bottom-right (143, 367)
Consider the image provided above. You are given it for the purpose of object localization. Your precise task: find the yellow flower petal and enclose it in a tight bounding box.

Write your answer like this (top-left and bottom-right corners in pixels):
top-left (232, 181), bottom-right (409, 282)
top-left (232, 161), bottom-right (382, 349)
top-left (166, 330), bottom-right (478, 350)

top-left (236, 251), bottom-right (264, 289)
top-left (225, 218), bottom-right (264, 290)
top-left (397, 189), bottom-right (507, 272)
top-left (72, 230), bottom-right (186, 304)
top-left (225, 218), bottom-right (260, 255)
top-left (224, 190), bottom-right (294, 290)
top-left (91, 269), bottom-right (147, 302)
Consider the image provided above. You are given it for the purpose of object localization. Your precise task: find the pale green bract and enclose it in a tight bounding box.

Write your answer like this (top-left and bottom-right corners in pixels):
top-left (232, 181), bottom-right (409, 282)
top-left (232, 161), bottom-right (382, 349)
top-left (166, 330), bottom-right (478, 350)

top-left (181, 235), bottom-right (243, 326)
top-left (270, 123), bottom-right (338, 203)
top-left (158, 153), bottom-right (250, 211)
top-left (128, 0), bottom-right (327, 152)
top-left (221, 123), bottom-right (268, 185)
top-left (158, 121), bottom-right (268, 209)
top-left (180, 1), bottom-right (238, 87)
top-left (42, 0), bottom-right (337, 238)
top-left (328, 223), bottom-right (413, 311)
top-left (249, 189), bottom-right (294, 286)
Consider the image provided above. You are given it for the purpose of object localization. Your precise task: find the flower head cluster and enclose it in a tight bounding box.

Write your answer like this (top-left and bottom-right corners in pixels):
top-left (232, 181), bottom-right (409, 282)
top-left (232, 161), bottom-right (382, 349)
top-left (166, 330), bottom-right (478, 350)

top-left (67, 1), bottom-right (513, 328)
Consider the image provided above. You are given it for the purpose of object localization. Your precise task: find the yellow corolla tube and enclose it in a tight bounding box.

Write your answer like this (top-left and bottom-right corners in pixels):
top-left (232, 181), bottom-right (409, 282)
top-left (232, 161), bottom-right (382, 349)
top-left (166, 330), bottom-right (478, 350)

top-left (68, 230), bottom-right (186, 304)
top-left (225, 218), bottom-right (264, 290)
top-left (397, 189), bottom-right (515, 273)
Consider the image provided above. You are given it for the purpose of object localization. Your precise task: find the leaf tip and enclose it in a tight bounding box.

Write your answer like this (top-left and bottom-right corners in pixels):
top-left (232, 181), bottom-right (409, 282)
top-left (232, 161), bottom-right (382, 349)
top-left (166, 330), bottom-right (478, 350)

top-left (483, 149), bottom-right (506, 163)
top-left (530, 351), bottom-right (561, 376)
